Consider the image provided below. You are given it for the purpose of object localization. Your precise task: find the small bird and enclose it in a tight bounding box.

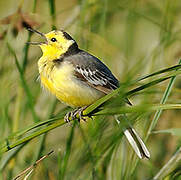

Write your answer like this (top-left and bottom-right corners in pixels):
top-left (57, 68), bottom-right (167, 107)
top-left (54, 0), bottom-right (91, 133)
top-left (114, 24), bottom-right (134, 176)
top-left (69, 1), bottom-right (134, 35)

top-left (28, 28), bottom-right (150, 159)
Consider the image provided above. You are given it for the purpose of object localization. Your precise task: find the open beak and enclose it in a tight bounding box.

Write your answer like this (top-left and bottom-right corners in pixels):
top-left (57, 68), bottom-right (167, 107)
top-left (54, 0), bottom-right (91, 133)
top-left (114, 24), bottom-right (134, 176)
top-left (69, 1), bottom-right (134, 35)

top-left (27, 28), bottom-right (47, 45)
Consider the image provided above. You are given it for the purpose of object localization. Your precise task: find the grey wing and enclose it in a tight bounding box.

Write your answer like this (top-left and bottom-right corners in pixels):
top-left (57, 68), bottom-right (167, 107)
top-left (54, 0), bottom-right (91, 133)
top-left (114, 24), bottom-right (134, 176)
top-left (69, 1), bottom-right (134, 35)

top-left (65, 50), bottom-right (120, 94)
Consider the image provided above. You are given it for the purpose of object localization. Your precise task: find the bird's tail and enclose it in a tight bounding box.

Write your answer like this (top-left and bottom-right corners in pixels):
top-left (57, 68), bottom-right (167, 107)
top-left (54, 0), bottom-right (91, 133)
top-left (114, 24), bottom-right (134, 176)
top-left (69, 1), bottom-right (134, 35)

top-left (124, 127), bottom-right (150, 159)
top-left (115, 114), bottom-right (150, 159)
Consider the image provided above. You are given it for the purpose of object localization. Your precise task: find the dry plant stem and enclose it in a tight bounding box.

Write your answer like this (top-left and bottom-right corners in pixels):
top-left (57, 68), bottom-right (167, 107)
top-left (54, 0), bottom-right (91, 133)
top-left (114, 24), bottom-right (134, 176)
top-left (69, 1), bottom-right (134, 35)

top-left (13, 150), bottom-right (54, 180)
top-left (153, 147), bottom-right (181, 179)
top-left (23, 169), bottom-right (34, 180)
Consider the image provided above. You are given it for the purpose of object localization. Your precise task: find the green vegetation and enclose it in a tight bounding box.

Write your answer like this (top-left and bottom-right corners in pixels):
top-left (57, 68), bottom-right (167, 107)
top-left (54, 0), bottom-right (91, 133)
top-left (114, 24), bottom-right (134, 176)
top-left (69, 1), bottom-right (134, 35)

top-left (0, 0), bottom-right (181, 179)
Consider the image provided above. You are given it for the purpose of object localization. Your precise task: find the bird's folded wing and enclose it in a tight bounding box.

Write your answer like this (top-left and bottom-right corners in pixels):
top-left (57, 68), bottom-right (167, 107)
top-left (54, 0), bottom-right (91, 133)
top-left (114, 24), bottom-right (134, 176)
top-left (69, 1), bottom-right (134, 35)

top-left (74, 65), bottom-right (118, 94)
top-left (61, 50), bottom-right (119, 94)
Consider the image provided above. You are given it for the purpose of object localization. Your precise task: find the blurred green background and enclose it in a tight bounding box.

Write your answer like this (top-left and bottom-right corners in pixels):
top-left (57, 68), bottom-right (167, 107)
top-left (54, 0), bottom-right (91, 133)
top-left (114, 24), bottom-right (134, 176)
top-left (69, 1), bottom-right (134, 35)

top-left (0, 0), bottom-right (181, 179)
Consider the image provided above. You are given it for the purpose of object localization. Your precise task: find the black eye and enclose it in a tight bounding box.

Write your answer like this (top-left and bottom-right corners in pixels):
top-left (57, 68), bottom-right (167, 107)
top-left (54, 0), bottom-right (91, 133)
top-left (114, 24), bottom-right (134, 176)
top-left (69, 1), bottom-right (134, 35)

top-left (51, 38), bottom-right (57, 42)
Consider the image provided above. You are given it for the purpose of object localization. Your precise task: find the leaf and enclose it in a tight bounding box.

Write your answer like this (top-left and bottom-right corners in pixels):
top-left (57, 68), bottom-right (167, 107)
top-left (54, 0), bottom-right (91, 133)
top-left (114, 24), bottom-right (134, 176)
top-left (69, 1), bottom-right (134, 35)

top-left (136, 64), bottom-right (181, 82)
top-left (95, 104), bottom-right (181, 115)
top-left (153, 129), bottom-right (181, 136)
top-left (153, 147), bottom-right (181, 179)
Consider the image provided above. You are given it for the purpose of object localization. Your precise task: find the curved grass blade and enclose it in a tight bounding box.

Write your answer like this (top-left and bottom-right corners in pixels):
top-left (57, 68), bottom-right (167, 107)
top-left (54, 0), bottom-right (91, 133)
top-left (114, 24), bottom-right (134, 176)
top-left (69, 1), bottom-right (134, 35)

top-left (7, 43), bottom-right (39, 123)
top-left (1, 103), bottom-right (180, 154)
top-left (127, 73), bottom-right (180, 97)
top-left (146, 59), bottom-right (181, 138)
top-left (0, 144), bottom-right (26, 171)
top-left (131, 59), bottom-right (181, 175)
top-left (153, 147), bottom-right (181, 180)
top-left (135, 64), bottom-right (181, 82)
top-left (0, 110), bottom-right (69, 149)
top-left (0, 118), bottom-right (65, 154)
top-left (94, 104), bottom-right (181, 115)
top-left (152, 128), bottom-right (181, 137)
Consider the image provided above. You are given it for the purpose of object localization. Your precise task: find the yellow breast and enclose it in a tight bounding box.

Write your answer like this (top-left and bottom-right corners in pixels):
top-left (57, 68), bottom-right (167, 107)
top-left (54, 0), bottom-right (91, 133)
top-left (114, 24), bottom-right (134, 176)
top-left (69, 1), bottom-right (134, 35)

top-left (38, 60), bottom-right (105, 107)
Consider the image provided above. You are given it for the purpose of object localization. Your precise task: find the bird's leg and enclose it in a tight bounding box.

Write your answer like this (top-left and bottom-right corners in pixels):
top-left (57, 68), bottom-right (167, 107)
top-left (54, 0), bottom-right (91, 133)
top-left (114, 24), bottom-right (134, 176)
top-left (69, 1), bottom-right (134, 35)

top-left (73, 106), bottom-right (88, 122)
top-left (64, 106), bottom-right (88, 123)
top-left (64, 111), bottom-right (74, 123)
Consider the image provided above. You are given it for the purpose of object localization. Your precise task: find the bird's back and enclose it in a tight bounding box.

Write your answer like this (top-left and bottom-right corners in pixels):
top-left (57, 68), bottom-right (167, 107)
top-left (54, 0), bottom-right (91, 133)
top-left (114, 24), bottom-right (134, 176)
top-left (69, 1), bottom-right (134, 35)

top-left (64, 50), bottom-right (120, 93)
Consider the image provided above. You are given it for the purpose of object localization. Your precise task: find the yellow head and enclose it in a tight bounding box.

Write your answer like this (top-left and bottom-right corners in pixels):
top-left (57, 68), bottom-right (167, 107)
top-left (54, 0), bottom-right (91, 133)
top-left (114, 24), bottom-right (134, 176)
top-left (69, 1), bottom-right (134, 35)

top-left (28, 28), bottom-right (77, 60)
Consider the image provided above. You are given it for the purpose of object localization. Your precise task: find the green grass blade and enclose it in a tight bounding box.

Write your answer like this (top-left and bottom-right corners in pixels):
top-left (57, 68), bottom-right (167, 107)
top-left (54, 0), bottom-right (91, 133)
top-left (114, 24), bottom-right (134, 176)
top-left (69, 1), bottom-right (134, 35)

top-left (32, 0), bottom-right (37, 13)
top-left (22, 32), bottom-right (31, 73)
top-left (153, 147), bottom-right (181, 180)
top-left (131, 59), bottom-right (181, 175)
top-left (7, 43), bottom-right (39, 123)
top-left (95, 104), bottom-right (181, 115)
top-left (127, 75), bottom-right (177, 97)
top-left (48, 0), bottom-right (56, 30)
top-left (135, 64), bottom-right (181, 82)
top-left (0, 118), bottom-right (65, 154)
top-left (0, 144), bottom-right (26, 171)
top-left (0, 109), bottom-right (69, 144)
top-left (35, 100), bottom-right (57, 160)
top-left (59, 121), bottom-right (76, 180)
top-left (152, 128), bottom-right (181, 136)
top-left (146, 59), bottom-right (181, 138)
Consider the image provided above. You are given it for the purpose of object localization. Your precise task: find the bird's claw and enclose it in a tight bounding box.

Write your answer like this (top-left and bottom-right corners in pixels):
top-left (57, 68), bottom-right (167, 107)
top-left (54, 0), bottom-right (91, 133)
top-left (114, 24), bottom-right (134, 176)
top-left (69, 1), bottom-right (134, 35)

top-left (64, 106), bottom-right (87, 123)
top-left (73, 107), bottom-right (87, 122)
top-left (64, 111), bottom-right (74, 123)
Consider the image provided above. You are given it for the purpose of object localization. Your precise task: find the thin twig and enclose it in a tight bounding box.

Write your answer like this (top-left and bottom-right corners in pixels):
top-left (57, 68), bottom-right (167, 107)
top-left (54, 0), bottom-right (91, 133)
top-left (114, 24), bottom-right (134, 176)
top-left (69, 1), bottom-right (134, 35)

top-left (13, 150), bottom-right (54, 180)
top-left (23, 169), bottom-right (34, 180)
